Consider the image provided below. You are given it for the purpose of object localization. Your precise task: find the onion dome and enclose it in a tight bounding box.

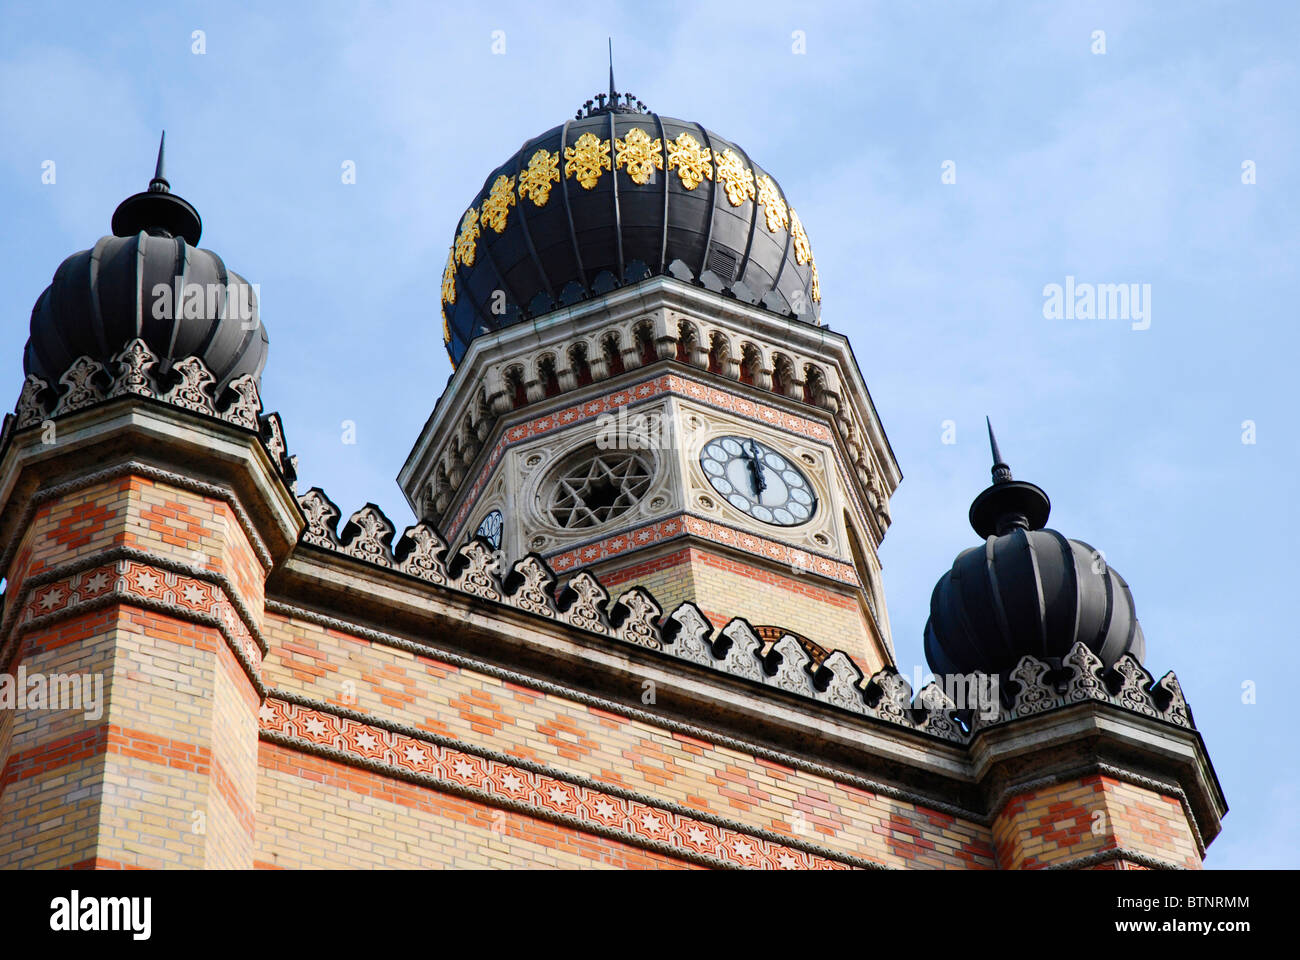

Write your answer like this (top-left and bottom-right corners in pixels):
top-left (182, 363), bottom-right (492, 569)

top-left (923, 420), bottom-right (1145, 677)
top-left (23, 133), bottom-right (269, 394)
top-left (440, 75), bottom-right (822, 364)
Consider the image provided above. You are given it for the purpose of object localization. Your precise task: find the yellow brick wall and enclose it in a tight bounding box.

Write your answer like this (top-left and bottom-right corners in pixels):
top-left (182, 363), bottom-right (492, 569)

top-left (0, 610), bottom-right (117, 868)
top-left (595, 547), bottom-right (885, 674)
top-left (255, 743), bottom-right (695, 869)
top-left (993, 774), bottom-right (1200, 869)
top-left (0, 474), bottom-right (263, 869)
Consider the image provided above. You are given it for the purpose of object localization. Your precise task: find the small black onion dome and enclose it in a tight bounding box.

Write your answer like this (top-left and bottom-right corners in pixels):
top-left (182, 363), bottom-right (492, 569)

top-left (441, 82), bottom-right (822, 365)
top-left (23, 133), bottom-right (268, 394)
top-left (923, 420), bottom-right (1145, 677)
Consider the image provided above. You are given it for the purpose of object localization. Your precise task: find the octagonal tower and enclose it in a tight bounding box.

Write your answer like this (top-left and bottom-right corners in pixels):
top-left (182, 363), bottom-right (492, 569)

top-left (401, 90), bottom-right (900, 673)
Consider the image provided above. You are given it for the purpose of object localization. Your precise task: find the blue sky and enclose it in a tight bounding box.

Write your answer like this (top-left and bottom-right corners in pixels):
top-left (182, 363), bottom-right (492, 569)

top-left (1, 1), bottom-right (1295, 868)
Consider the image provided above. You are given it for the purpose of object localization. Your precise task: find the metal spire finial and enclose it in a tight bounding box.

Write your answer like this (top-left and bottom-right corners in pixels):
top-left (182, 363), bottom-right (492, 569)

top-left (608, 38), bottom-right (616, 106)
top-left (148, 131), bottom-right (170, 194)
top-left (987, 416), bottom-right (1013, 484)
top-left (112, 130), bottom-right (202, 244)
top-left (576, 41), bottom-right (648, 117)
top-left (968, 418), bottom-right (1050, 537)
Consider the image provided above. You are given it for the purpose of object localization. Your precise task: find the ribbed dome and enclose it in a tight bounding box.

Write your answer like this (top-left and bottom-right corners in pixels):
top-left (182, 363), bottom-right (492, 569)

top-left (923, 423), bottom-right (1145, 677)
top-left (23, 134), bottom-right (268, 394)
top-left (441, 90), bottom-right (822, 364)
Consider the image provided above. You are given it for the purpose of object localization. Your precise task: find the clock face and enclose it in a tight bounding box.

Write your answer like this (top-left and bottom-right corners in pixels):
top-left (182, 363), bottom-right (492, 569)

top-left (699, 436), bottom-right (817, 527)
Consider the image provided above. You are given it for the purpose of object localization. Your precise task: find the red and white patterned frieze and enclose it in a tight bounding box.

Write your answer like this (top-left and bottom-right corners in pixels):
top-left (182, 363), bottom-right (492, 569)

top-left (19, 559), bottom-right (263, 675)
top-left (259, 698), bottom-right (853, 870)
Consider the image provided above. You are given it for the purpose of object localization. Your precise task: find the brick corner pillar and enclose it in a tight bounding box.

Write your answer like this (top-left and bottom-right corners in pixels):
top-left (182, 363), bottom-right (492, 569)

top-left (0, 399), bottom-right (301, 868)
top-left (975, 703), bottom-right (1226, 870)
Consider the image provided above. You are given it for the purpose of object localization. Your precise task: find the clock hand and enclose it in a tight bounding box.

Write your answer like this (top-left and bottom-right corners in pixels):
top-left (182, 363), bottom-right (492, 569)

top-left (746, 440), bottom-right (767, 496)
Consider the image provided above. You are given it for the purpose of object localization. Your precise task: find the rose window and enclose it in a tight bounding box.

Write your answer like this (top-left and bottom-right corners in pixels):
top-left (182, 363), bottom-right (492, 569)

top-left (546, 447), bottom-right (654, 530)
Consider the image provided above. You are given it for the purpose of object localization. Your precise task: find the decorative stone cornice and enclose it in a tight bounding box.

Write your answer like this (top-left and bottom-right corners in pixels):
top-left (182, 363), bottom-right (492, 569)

top-left (291, 486), bottom-right (1199, 747)
top-left (5, 341), bottom-right (298, 491)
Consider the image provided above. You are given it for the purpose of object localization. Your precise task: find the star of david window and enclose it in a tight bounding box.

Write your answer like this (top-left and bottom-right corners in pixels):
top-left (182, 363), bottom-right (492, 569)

top-left (474, 509), bottom-right (503, 549)
top-left (546, 446), bottom-right (654, 530)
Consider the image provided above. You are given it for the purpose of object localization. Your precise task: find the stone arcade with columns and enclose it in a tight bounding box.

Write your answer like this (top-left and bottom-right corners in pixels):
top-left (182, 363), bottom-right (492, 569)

top-left (0, 103), bottom-right (1224, 869)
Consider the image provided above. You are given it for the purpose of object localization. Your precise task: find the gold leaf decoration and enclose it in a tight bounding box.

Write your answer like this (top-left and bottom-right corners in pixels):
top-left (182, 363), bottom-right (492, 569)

top-left (790, 209), bottom-right (820, 302)
top-left (480, 174), bottom-right (516, 234)
top-left (454, 207), bottom-right (480, 267)
top-left (756, 174), bottom-right (789, 233)
top-left (441, 247), bottom-right (457, 306)
top-left (518, 149), bottom-right (560, 207)
top-left (714, 149), bottom-right (756, 207)
top-left (790, 209), bottom-right (813, 265)
top-left (563, 133), bottom-right (612, 190)
top-left (666, 132), bottom-right (713, 190)
top-left (615, 127), bottom-right (663, 185)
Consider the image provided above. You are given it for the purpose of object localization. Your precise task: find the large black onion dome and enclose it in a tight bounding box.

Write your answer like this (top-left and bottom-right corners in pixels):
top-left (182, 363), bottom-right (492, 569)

top-left (23, 133), bottom-right (268, 393)
top-left (923, 421), bottom-right (1145, 677)
top-left (440, 86), bottom-right (822, 364)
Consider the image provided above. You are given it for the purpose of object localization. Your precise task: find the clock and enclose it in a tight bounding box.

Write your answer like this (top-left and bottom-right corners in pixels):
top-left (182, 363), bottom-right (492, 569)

top-left (699, 435), bottom-right (817, 527)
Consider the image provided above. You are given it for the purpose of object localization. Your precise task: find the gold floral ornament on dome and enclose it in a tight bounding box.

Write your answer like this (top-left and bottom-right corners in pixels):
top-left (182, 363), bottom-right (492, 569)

top-left (518, 149), bottom-right (560, 207)
top-left (440, 247), bottom-right (457, 306)
top-left (790, 209), bottom-right (820, 303)
top-left (564, 133), bottom-right (612, 190)
top-left (454, 207), bottom-right (481, 267)
top-left (756, 174), bottom-right (789, 233)
top-left (615, 127), bottom-right (663, 185)
top-left (480, 175), bottom-right (516, 233)
top-left (666, 132), bottom-right (713, 190)
top-left (714, 149), bottom-right (756, 207)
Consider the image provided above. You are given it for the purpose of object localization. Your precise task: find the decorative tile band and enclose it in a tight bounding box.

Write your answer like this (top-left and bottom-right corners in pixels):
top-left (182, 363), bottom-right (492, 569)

top-left (259, 697), bottom-right (857, 871)
top-left (3, 549), bottom-right (265, 692)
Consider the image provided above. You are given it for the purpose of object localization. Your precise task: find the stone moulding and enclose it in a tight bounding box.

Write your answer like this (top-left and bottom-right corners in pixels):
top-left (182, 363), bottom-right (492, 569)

top-left (1040, 847), bottom-right (1185, 871)
top-left (290, 488), bottom-right (1199, 745)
